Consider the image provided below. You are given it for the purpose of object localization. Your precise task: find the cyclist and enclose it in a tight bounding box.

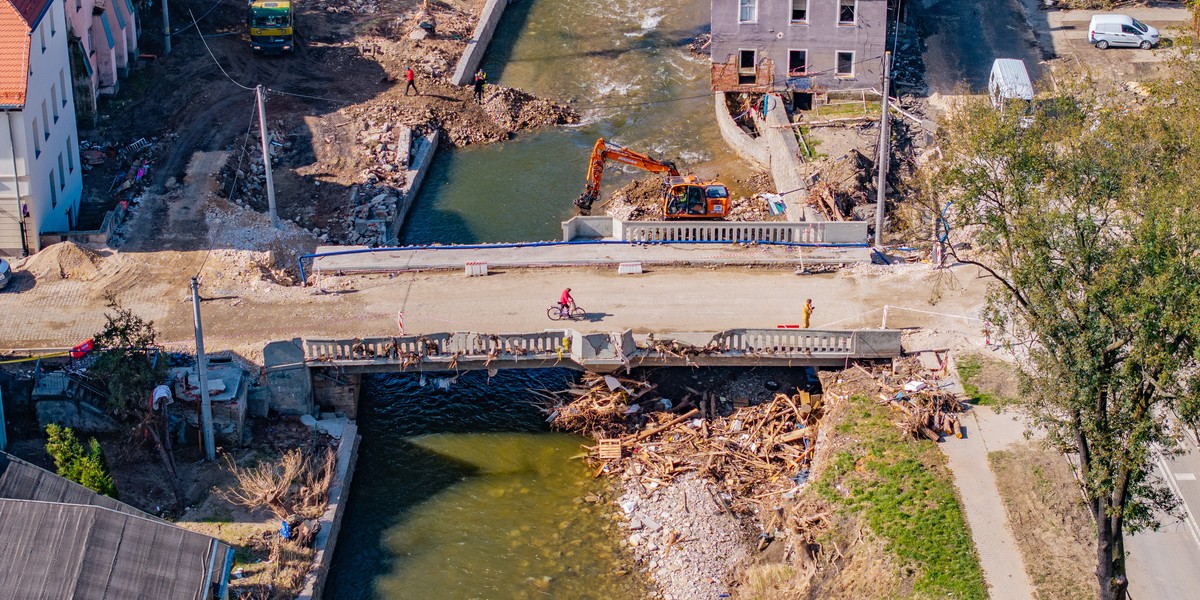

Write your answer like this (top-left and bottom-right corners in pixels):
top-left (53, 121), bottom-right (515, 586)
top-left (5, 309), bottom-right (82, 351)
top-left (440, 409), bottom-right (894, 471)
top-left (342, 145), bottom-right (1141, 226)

top-left (558, 288), bottom-right (575, 317)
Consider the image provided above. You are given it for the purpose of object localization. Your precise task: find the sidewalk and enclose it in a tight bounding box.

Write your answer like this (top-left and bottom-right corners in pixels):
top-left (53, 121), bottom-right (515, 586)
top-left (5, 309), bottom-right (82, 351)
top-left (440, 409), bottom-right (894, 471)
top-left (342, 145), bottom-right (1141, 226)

top-left (940, 406), bottom-right (1036, 600)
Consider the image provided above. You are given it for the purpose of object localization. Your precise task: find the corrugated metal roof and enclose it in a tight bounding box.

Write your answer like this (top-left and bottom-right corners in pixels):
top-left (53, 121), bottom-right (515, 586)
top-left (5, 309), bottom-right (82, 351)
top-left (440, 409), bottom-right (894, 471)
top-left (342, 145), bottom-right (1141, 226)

top-left (0, 500), bottom-right (225, 600)
top-left (0, 454), bottom-right (232, 600)
top-left (990, 58), bottom-right (1033, 101)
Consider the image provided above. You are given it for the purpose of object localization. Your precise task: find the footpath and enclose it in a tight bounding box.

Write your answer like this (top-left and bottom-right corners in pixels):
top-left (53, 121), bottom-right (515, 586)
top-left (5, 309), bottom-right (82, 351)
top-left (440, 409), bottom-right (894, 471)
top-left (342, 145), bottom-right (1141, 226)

top-left (941, 404), bottom-right (1036, 599)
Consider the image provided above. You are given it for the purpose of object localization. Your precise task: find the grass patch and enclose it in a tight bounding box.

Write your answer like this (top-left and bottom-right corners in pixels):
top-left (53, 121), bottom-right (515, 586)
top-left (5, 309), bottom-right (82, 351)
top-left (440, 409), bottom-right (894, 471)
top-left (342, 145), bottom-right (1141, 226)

top-left (816, 395), bottom-right (987, 599)
top-left (956, 354), bottom-right (1019, 408)
top-left (812, 102), bottom-right (875, 119)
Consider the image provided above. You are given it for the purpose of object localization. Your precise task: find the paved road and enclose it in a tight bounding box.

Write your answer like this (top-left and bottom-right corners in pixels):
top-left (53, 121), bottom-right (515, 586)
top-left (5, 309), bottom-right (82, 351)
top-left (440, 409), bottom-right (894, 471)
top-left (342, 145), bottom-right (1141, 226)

top-left (914, 0), bottom-right (1044, 95)
top-left (1126, 426), bottom-right (1200, 599)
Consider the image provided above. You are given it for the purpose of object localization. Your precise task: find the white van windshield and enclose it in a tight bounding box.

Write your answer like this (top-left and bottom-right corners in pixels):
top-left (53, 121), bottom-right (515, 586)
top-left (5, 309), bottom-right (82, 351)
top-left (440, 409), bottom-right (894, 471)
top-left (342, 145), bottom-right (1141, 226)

top-left (1131, 18), bottom-right (1148, 33)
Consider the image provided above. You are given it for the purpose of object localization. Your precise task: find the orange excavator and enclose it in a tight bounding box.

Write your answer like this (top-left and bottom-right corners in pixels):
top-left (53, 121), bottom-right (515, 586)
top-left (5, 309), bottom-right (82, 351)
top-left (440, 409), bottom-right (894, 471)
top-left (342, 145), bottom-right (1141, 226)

top-left (574, 138), bottom-right (730, 219)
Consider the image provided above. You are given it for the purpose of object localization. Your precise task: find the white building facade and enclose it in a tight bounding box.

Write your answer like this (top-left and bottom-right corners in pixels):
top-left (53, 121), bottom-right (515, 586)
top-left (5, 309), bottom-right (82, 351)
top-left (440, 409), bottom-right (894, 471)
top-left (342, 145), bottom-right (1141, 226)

top-left (0, 0), bottom-right (83, 255)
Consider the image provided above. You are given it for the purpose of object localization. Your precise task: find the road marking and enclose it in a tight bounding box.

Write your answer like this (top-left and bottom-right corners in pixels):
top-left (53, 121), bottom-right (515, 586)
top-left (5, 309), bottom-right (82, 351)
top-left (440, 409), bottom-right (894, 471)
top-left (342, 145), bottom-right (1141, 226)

top-left (1177, 473), bottom-right (1197, 481)
top-left (1157, 456), bottom-right (1200, 551)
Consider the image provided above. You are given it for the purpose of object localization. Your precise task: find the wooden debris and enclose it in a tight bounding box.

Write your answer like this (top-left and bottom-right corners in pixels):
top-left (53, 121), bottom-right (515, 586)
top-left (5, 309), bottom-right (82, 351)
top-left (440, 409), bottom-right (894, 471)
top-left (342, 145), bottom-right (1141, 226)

top-left (597, 438), bottom-right (623, 460)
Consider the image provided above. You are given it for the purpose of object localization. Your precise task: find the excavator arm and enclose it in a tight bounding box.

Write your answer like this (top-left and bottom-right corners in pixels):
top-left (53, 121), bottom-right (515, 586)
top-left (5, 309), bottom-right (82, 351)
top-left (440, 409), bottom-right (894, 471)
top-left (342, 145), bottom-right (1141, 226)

top-left (575, 138), bottom-right (679, 212)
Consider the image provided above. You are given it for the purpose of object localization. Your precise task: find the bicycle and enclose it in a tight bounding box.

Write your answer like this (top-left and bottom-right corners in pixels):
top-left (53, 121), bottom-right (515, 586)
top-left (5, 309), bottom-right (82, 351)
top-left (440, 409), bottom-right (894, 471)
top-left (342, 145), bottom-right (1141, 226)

top-left (547, 303), bottom-right (586, 321)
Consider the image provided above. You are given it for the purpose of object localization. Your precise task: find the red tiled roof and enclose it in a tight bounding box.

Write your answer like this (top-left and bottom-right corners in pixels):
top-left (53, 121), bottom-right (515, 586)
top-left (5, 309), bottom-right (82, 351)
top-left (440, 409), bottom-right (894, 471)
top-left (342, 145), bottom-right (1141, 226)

top-left (0, 0), bottom-right (49, 107)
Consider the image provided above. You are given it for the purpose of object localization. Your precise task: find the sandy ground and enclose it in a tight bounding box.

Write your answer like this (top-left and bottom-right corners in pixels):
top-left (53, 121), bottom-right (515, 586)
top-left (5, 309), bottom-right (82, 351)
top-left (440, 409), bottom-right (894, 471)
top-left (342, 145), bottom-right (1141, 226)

top-left (0, 248), bottom-right (991, 358)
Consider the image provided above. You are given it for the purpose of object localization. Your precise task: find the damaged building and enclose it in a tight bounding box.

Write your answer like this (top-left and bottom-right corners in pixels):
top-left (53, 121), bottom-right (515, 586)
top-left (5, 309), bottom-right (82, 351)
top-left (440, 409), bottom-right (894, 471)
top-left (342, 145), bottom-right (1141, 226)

top-left (710, 0), bottom-right (888, 105)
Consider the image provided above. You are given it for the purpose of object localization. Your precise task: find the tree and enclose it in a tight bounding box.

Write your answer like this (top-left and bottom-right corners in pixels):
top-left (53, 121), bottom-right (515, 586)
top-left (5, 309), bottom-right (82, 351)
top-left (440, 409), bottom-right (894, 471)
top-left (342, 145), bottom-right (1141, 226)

top-left (922, 72), bottom-right (1200, 599)
top-left (89, 299), bottom-right (166, 417)
top-left (45, 424), bottom-right (119, 498)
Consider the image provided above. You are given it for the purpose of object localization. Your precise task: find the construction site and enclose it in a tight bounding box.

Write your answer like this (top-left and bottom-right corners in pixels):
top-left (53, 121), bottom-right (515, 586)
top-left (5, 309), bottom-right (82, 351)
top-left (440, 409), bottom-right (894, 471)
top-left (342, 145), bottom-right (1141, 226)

top-left (3, 0), bottom-right (1197, 597)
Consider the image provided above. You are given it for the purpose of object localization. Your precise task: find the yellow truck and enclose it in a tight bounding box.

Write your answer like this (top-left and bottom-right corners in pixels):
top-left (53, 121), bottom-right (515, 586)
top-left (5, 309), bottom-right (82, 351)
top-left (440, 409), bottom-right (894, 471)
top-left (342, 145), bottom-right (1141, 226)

top-left (248, 0), bottom-right (294, 53)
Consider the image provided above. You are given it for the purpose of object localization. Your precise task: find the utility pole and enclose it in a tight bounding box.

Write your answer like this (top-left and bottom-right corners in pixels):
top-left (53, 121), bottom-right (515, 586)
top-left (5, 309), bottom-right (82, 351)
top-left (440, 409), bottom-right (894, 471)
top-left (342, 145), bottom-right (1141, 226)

top-left (191, 277), bottom-right (216, 461)
top-left (874, 51), bottom-right (892, 248)
top-left (256, 85), bottom-right (280, 229)
top-left (162, 0), bottom-right (171, 54)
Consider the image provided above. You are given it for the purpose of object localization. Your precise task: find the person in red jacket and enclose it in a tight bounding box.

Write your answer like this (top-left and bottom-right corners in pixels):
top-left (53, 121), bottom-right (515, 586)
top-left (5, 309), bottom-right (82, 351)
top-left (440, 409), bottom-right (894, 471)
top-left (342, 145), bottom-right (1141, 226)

top-left (558, 288), bottom-right (575, 316)
top-left (404, 66), bottom-right (419, 96)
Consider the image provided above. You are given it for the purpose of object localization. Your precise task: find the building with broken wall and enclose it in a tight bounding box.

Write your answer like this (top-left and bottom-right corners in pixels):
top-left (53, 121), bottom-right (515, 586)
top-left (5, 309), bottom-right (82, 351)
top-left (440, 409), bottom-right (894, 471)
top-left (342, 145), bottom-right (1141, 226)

top-left (710, 0), bottom-right (888, 102)
top-left (63, 0), bottom-right (140, 126)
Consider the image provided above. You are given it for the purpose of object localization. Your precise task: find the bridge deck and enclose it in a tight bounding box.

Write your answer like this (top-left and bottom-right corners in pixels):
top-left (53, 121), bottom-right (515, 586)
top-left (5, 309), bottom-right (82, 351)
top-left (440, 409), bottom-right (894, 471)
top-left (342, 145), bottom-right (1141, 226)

top-left (310, 244), bottom-right (869, 274)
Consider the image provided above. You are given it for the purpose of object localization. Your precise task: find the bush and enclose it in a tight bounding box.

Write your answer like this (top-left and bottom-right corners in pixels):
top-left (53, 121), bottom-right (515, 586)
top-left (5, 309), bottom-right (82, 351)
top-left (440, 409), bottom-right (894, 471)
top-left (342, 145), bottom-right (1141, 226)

top-left (45, 424), bottom-right (119, 499)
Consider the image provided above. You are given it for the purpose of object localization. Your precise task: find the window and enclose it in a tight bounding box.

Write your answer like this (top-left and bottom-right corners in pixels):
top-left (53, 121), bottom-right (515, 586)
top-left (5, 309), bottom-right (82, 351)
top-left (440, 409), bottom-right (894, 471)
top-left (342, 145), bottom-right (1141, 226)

top-left (1122, 24), bottom-right (1139, 34)
top-left (76, 0), bottom-right (81, 12)
top-left (738, 0), bottom-right (756, 23)
top-left (836, 51), bottom-right (855, 76)
top-left (791, 0), bottom-right (808, 22)
top-left (67, 136), bottom-right (75, 173)
top-left (32, 118), bottom-right (41, 157)
top-left (59, 70), bottom-right (68, 107)
top-left (51, 86), bottom-right (59, 122)
top-left (57, 155), bottom-right (65, 189)
top-left (788, 50), bottom-right (808, 76)
top-left (49, 172), bottom-right (57, 208)
top-left (49, 5), bottom-right (56, 36)
top-left (738, 49), bottom-right (757, 85)
top-left (41, 101), bottom-right (50, 139)
top-left (838, 0), bottom-right (856, 25)
top-left (39, 26), bottom-right (46, 53)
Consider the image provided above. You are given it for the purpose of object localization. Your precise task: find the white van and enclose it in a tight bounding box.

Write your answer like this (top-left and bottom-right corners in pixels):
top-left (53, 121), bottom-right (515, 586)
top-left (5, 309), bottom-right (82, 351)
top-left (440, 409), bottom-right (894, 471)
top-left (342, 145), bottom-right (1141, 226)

top-left (988, 59), bottom-right (1034, 127)
top-left (1089, 14), bottom-right (1160, 49)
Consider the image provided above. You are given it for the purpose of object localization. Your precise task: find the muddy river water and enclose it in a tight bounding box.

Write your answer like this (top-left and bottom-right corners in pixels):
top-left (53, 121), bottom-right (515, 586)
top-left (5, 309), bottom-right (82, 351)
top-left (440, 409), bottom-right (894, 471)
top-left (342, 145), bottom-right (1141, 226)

top-left (327, 1), bottom-right (742, 596)
top-left (399, 0), bottom-right (748, 244)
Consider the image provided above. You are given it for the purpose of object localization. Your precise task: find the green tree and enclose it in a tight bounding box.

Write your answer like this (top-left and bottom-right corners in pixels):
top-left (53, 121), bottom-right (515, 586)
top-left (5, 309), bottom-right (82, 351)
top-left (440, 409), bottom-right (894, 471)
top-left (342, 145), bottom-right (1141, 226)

top-left (922, 74), bottom-right (1200, 599)
top-left (44, 424), bottom-right (118, 499)
top-left (89, 300), bottom-right (166, 416)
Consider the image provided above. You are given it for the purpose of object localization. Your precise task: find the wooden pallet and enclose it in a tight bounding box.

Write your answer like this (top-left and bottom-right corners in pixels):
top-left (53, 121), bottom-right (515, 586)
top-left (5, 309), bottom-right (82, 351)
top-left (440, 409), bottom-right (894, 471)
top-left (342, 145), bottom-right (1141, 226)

top-left (597, 438), bottom-right (623, 460)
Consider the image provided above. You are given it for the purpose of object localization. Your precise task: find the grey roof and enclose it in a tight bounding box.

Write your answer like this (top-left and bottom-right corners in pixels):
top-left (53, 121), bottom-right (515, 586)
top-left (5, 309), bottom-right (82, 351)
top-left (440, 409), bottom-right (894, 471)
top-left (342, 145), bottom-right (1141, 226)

top-left (0, 454), bottom-right (232, 600)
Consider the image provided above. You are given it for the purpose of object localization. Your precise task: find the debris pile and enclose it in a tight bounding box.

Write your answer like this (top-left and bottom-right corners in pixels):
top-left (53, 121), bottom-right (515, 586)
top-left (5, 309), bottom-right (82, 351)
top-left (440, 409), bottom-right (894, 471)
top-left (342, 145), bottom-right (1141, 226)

top-left (334, 184), bottom-right (403, 246)
top-left (218, 129), bottom-right (290, 212)
top-left (350, 121), bottom-right (415, 187)
top-left (480, 87), bottom-right (581, 132)
top-left (832, 357), bottom-right (967, 442)
top-left (547, 373), bottom-right (825, 513)
top-left (803, 148), bottom-right (873, 221)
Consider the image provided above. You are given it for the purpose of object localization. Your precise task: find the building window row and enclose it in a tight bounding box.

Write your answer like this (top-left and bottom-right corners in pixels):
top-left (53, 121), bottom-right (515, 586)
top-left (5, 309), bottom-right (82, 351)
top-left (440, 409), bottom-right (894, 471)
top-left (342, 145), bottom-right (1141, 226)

top-left (738, 49), bottom-right (858, 80)
top-left (740, 0), bottom-right (858, 25)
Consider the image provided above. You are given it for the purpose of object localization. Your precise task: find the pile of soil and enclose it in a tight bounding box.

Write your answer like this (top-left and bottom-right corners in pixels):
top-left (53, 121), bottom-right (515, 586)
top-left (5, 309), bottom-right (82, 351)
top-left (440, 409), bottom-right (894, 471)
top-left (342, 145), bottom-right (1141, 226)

top-left (22, 242), bottom-right (104, 281)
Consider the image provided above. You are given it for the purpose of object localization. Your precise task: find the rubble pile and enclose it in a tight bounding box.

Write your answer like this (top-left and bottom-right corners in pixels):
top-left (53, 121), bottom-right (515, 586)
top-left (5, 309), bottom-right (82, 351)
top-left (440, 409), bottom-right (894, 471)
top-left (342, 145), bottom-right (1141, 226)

top-left (348, 120), bottom-right (415, 187)
top-left (482, 86), bottom-right (580, 131)
top-left (217, 130), bottom-right (291, 214)
top-left (686, 33), bottom-right (711, 58)
top-left (803, 148), bottom-right (874, 220)
top-left (332, 184), bottom-right (404, 247)
top-left (312, 0), bottom-right (378, 15)
top-left (850, 355), bottom-right (967, 441)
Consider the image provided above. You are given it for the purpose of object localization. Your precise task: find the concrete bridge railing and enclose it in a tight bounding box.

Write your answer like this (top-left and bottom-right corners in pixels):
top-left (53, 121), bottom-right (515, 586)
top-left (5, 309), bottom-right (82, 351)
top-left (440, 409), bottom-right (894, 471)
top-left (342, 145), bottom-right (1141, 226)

top-left (561, 216), bottom-right (869, 245)
top-left (299, 328), bottom-right (900, 373)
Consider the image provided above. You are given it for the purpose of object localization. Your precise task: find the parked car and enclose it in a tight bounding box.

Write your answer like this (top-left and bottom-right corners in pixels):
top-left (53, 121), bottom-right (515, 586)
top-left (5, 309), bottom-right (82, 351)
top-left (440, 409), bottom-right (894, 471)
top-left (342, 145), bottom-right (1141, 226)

top-left (988, 59), bottom-right (1035, 127)
top-left (1089, 14), bottom-right (1160, 49)
top-left (0, 259), bottom-right (10, 290)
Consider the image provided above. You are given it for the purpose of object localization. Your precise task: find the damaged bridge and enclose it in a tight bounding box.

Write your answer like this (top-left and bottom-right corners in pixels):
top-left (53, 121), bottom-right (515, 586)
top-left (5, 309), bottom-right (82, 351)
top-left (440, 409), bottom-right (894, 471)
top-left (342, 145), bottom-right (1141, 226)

top-left (264, 328), bottom-right (902, 417)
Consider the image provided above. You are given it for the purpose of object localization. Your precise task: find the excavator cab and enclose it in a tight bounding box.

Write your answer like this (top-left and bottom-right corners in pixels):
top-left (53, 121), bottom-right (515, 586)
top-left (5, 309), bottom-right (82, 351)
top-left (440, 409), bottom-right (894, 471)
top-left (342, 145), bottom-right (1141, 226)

top-left (664, 178), bottom-right (729, 218)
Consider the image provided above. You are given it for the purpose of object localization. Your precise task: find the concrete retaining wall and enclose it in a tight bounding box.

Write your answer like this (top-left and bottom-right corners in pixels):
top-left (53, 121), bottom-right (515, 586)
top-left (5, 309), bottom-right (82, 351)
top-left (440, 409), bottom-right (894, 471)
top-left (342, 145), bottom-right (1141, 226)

top-left (714, 92), bottom-right (770, 168)
top-left (755, 94), bottom-right (809, 220)
top-left (452, 0), bottom-right (507, 86)
top-left (561, 215), bottom-right (616, 240)
top-left (297, 424), bottom-right (360, 600)
top-left (388, 130), bottom-right (439, 243)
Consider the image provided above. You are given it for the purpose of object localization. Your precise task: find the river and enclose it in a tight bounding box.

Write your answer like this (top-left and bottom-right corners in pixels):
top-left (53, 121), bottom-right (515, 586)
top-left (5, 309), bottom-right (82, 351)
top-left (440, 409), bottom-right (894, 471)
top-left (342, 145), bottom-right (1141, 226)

top-left (399, 0), bottom-right (747, 245)
top-left (324, 369), bottom-right (653, 599)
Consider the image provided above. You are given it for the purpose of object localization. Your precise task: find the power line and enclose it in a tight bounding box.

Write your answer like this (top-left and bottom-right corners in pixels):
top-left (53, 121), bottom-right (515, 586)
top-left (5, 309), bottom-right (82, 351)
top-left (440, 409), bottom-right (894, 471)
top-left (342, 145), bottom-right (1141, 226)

top-left (186, 1), bottom-right (254, 91)
top-left (265, 88), bottom-right (354, 106)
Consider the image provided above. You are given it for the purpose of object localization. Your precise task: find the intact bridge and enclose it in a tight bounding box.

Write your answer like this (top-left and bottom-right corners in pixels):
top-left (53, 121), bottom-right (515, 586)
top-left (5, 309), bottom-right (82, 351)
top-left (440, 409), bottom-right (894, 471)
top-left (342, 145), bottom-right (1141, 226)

top-left (264, 328), bottom-right (902, 417)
